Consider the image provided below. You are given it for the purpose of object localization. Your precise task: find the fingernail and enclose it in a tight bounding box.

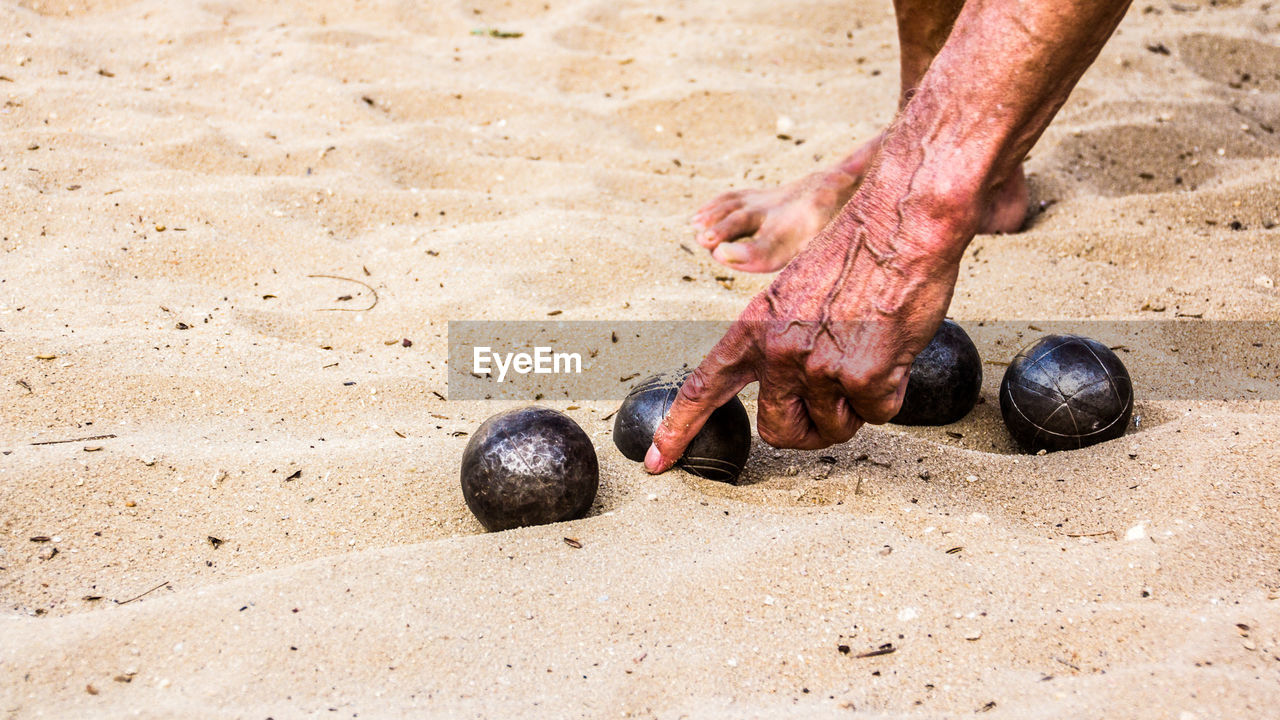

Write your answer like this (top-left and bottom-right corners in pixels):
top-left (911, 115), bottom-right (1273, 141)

top-left (644, 443), bottom-right (663, 473)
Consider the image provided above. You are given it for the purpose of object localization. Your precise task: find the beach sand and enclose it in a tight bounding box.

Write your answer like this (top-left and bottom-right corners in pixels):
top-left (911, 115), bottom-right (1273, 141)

top-left (2, 0), bottom-right (1279, 716)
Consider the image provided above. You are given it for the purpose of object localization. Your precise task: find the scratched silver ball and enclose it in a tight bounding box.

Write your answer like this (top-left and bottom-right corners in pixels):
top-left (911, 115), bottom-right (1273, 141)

top-left (460, 406), bottom-right (599, 532)
top-left (1000, 334), bottom-right (1134, 452)
top-left (891, 319), bottom-right (983, 426)
top-left (613, 369), bottom-right (752, 484)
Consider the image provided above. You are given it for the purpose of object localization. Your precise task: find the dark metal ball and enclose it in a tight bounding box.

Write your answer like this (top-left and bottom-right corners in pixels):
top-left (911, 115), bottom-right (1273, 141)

top-left (891, 319), bottom-right (983, 426)
top-left (613, 369), bottom-right (751, 484)
top-left (1000, 334), bottom-right (1134, 452)
top-left (460, 406), bottom-right (599, 532)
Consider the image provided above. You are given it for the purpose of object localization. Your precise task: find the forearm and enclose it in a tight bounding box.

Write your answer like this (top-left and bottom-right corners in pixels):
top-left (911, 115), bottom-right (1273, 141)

top-left (763, 0), bottom-right (1132, 356)
top-left (848, 0), bottom-right (1134, 260)
top-left (930, 0), bottom-right (1133, 179)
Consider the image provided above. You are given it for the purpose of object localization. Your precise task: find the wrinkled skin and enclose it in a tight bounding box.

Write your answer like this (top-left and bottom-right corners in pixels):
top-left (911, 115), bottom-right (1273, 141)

top-left (690, 0), bottom-right (1029, 275)
top-left (647, 0), bottom-right (1134, 471)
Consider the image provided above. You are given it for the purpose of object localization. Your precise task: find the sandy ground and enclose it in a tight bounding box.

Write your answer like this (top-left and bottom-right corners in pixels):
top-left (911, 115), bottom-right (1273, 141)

top-left (2, 0), bottom-right (1280, 717)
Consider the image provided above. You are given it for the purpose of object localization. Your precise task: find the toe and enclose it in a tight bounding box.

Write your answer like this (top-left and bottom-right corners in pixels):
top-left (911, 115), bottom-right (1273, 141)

top-left (692, 192), bottom-right (745, 230)
top-left (701, 208), bottom-right (762, 249)
top-left (711, 235), bottom-right (786, 273)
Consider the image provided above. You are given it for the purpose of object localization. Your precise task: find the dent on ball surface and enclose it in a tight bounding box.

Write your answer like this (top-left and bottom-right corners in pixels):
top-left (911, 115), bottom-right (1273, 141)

top-left (613, 368), bottom-right (751, 483)
top-left (460, 406), bottom-right (599, 532)
top-left (891, 319), bottom-right (983, 426)
top-left (999, 334), bottom-right (1134, 452)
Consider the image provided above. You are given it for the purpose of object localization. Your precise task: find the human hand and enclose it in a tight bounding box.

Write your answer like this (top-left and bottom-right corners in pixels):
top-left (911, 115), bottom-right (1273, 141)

top-left (645, 179), bottom-right (969, 471)
top-left (642, 0), bottom-right (1135, 473)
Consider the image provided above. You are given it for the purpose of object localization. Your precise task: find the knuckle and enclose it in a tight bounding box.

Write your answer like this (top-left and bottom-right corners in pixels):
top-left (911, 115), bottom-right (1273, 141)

top-left (837, 366), bottom-right (901, 402)
top-left (802, 354), bottom-right (838, 380)
top-left (756, 423), bottom-right (785, 448)
top-left (677, 367), bottom-right (713, 406)
top-left (859, 397), bottom-right (902, 425)
top-left (812, 409), bottom-right (857, 445)
top-left (757, 417), bottom-right (805, 450)
top-left (827, 424), bottom-right (858, 444)
top-left (838, 373), bottom-right (875, 398)
top-left (801, 435), bottom-right (835, 451)
top-left (833, 371), bottom-right (903, 425)
top-left (860, 410), bottom-right (892, 426)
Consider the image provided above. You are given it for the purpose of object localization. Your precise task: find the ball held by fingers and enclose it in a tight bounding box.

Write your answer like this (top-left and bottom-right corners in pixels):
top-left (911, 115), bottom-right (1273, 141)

top-left (613, 368), bottom-right (752, 483)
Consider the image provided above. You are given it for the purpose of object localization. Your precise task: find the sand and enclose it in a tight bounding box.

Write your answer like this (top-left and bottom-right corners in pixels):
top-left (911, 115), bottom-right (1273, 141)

top-left (2, 0), bottom-right (1279, 717)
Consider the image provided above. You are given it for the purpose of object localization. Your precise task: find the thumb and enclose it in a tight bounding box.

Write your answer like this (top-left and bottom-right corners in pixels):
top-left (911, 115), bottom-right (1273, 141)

top-left (646, 337), bottom-right (754, 473)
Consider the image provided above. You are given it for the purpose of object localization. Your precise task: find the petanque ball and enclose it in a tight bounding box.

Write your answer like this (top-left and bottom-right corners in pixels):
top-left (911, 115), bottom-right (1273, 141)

top-left (613, 368), bottom-right (751, 484)
top-left (1000, 334), bottom-right (1134, 452)
top-left (460, 406), bottom-right (599, 531)
top-left (891, 319), bottom-right (983, 426)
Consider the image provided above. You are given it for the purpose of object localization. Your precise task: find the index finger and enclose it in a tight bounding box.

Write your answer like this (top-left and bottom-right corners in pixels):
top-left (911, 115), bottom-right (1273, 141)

top-left (645, 330), bottom-right (755, 473)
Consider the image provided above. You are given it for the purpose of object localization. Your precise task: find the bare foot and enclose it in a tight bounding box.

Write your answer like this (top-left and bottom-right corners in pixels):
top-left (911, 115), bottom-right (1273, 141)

top-left (691, 135), bottom-right (882, 273)
top-left (692, 135), bottom-right (1029, 273)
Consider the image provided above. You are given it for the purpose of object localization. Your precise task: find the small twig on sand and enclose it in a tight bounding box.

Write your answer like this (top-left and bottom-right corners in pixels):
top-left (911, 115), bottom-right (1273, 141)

top-left (31, 434), bottom-right (117, 446)
top-left (1053, 656), bottom-right (1081, 671)
top-left (1065, 530), bottom-right (1117, 539)
top-left (307, 274), bottom-right (379, 312)
top-left (116, 581), bottom-right (170, 605)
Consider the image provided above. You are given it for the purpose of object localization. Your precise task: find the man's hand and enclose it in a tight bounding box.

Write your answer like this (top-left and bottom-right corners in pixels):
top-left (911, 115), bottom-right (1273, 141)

top-left (645, 161), bottom-right (970, 471)
top-left (644, 0), bottom-right (1134, 473)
